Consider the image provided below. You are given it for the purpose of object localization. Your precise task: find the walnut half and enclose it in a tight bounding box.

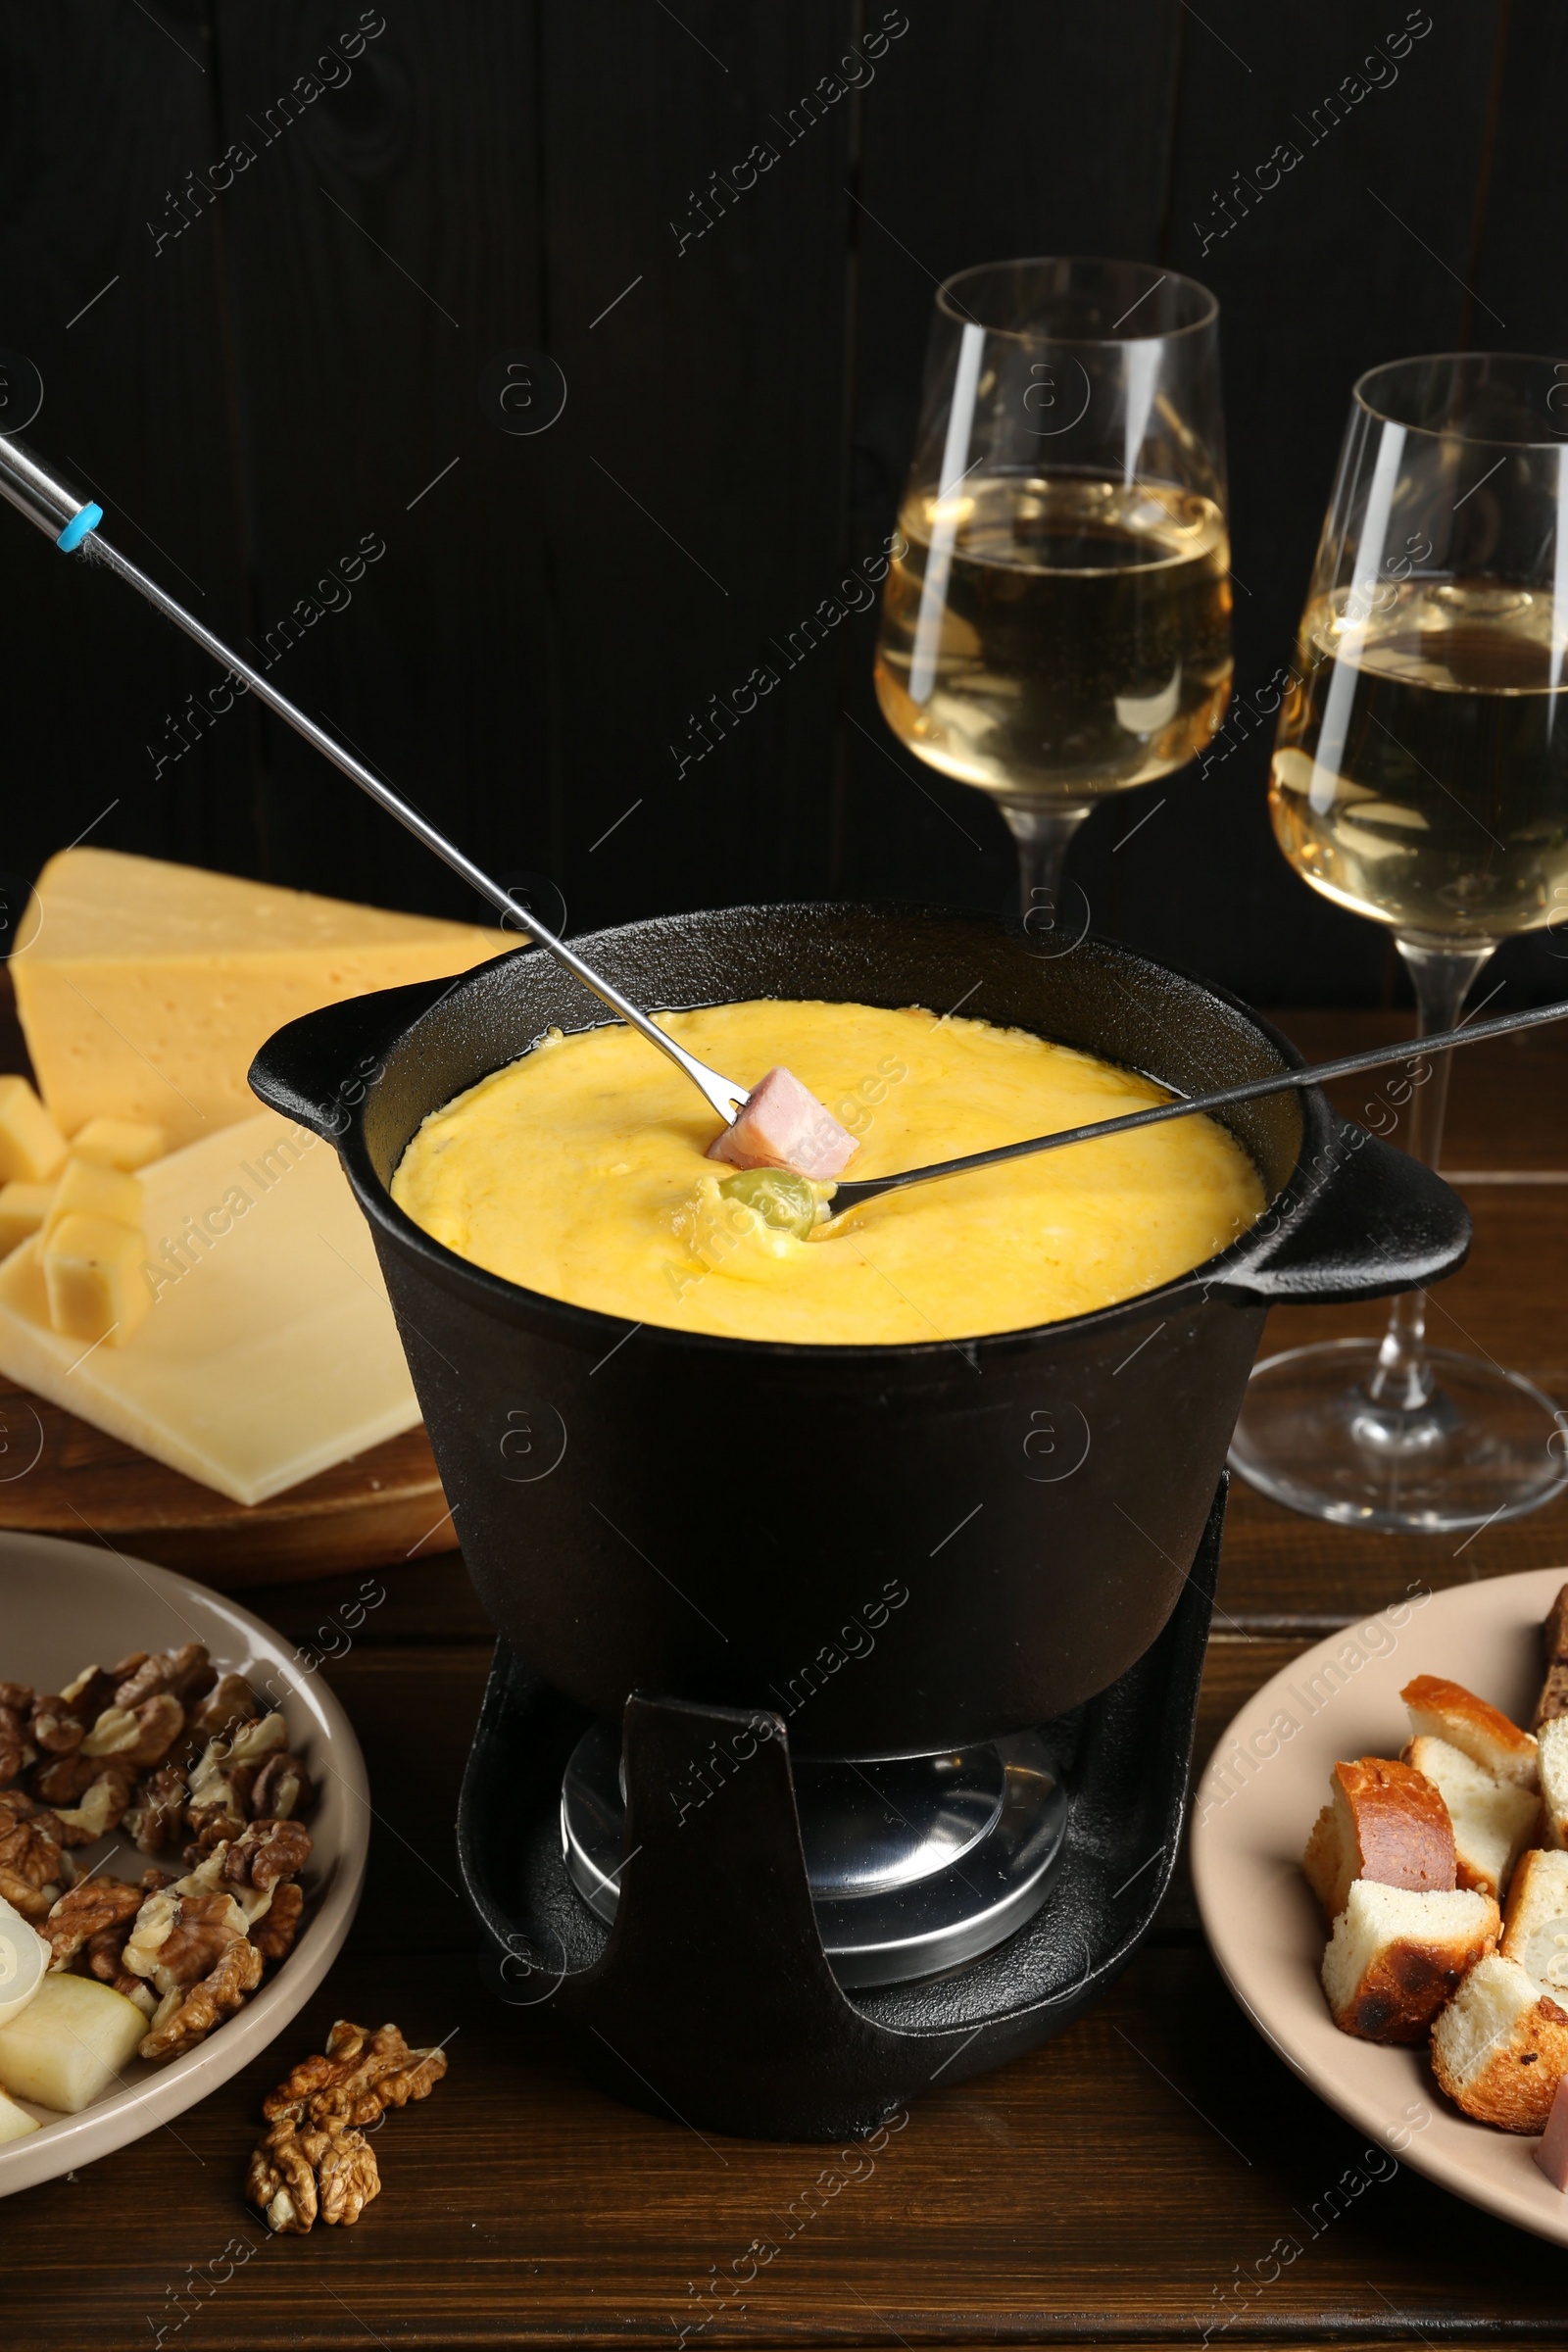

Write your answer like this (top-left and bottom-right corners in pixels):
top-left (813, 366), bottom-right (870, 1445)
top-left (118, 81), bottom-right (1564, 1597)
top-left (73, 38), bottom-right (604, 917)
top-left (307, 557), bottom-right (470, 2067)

top-left (139, 1934), bottom-right (262, 2061)
top-left (246, 2119), bottom-right (379, 2234)
top-left (264, 2019), bottom-right (449, 2129)
top-left (43, 1874), bottom-right (144, 1970)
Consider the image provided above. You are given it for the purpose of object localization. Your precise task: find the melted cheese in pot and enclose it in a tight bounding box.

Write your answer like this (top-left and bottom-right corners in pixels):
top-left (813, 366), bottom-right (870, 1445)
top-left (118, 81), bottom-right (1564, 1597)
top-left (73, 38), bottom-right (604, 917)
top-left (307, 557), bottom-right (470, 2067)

top-left (389, 1000), bottom-right (1267, 1345)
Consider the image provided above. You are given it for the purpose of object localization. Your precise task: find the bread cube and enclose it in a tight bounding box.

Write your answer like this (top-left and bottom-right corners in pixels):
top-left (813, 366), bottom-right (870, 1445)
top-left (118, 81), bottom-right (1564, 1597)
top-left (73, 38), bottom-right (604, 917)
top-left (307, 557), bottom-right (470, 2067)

top-left (1502, 1847), bottom-right (1568, 1999)
top-left (67, 1116), bottom-right (167, 1172)
top-left (1432, 1952), bottom-right (1568, 2132)
top-left (0, 1971), bottom-right (146, 2112)
top-left (39, 1155), bottom-right (143, 1248)
top-left (1402, 1673), bottom-right (1539, 1790)
top-left (1321, 1880), bottom-right (1499, 2043)
top-left (0, 1180), bottom-right (53, 1258)
top-left (0, 1075), bottom-right (66, 1184)
top-left (1302, 1755), bottom-right (1456, 1923)
top-left (1544, 1583), bottom-right (1568, 1668)
top-left (41, 1213), bottom-right (152, 1347)
top-left (1535, 1584), bottom-right (1568, 1729)
top-left (1404, 1733), bottom-right (1537, 1899)
top-left (1541, 1718), bottom-right (1568, 1850)
top-left (1537, 1666), bottom-right (1568, 1732)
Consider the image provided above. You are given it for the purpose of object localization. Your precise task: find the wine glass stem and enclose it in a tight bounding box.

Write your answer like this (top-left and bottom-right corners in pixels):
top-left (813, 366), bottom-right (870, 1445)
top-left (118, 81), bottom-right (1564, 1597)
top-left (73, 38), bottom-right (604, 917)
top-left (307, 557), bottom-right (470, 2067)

top-left (1002, 803), bottom-right (1091, 927)
top-left (1366, 937), bottom-right (1495, 1411)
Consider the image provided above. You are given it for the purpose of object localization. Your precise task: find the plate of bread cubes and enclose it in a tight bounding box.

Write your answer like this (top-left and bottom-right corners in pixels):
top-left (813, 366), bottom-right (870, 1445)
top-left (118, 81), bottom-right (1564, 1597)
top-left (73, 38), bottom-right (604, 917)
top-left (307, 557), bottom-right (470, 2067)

top-left (1193, 1567), bottom-right (1568, 2247)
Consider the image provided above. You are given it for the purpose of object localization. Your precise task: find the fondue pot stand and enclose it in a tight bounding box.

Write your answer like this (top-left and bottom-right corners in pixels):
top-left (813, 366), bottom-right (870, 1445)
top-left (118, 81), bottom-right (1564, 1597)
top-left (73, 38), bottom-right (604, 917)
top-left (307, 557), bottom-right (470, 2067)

top-left (252, 904), bottom-right (1469, 2138)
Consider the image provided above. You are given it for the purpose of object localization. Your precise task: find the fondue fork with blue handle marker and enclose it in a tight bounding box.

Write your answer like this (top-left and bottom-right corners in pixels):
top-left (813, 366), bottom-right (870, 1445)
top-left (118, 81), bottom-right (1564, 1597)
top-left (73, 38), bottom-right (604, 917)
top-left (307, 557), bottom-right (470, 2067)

top-left (826, 999), bottom-right (1568, 1213)
top-left (0, 435), bottom-right (752, 1131)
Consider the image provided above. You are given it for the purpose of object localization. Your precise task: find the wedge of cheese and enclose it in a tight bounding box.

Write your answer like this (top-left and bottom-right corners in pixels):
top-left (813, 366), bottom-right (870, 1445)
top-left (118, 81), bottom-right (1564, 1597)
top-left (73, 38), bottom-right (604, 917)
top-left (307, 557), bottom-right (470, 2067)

top-left (13, 849), bottom-right (511, 1151)
top-left (0, 1109), bottom-right (420, 1504)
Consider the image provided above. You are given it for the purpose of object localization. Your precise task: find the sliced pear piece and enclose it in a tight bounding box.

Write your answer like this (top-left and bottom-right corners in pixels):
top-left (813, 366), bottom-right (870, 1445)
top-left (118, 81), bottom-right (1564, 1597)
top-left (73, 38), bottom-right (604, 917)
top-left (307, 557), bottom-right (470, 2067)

top-left (0, 1891), bottom-right (50, 2028)
top-left (0, 1970), bottom-right (146, 2112)
top-left (0, 2084), bottom-right (39, 2142)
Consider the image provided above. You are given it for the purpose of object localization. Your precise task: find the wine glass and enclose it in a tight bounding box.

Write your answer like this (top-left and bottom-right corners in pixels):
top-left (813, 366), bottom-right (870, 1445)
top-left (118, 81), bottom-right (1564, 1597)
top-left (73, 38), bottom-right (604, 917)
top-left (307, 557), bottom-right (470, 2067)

top-left (872, 256), bottom-right (1232, 931)
top-left (1230, 352), bottom-right (1568, 1532)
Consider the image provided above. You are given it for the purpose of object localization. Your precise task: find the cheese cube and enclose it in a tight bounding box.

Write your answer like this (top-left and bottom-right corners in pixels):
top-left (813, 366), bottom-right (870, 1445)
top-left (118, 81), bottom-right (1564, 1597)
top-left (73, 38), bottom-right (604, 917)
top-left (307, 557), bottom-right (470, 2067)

top-left (0, 1075), bottom-right (67, 1184)
top-left (0, 2087), bottom-right (39, 2143)
top-left (39, 1156), bottom-right (143, 1247)
top-left (0, 1109), bottom-right (420, 1504)
top-left (41, 1212), bottom-right (152, 1347)
top-left (69, 1116), bottom-right (167, 1172)
top-left (0, 1181), bottom-right (53, 1258)
top-left (13, 848), bottom-right (511, 1150)
top-left (0, 1972), bottom-right (147, 2112)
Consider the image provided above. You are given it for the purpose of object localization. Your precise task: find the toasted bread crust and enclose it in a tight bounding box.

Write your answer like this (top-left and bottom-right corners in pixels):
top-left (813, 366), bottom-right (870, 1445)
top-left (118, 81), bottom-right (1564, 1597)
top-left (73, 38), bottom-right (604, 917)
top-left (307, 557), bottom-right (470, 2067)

top-left (1544, 1584), bottom-right (1568, 1669)
top-left (1334, 1935), bottom-right (1489, 2044)
top-left (1342, 1755), bottom-right (1456, 1890)
top-left (1302, 1802), bottom-right (1341, 1919)
top-left (1302, 1756), bottom-right (1457, 1922)
top-left (1536, 1662), bottom-right (1568, 1731)
top-left (1401, 1675), bottom-right (1538, 1774)
top-left (1432, 1987), bottom-right (1568, 2132)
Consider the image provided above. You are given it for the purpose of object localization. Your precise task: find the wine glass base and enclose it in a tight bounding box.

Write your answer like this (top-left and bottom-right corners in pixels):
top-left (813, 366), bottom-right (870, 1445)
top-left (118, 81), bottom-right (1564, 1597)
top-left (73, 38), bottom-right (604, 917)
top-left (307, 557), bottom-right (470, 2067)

top-left (1228, 1339), bottom-right (1568, 1534)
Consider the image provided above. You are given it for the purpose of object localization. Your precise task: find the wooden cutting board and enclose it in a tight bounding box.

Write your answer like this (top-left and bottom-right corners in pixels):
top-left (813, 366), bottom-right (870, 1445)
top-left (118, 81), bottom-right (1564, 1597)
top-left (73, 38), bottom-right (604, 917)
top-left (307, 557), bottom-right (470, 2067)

top-left (0, 968), bottom-right (457, 1589)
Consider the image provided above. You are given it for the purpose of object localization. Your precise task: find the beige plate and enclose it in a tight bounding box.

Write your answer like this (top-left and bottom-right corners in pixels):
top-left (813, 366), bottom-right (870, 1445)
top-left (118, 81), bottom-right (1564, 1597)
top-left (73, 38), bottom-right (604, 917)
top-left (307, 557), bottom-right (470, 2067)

top-left (0, 1530), bottom-right (368, 2200)
top-left (1192, 1565), bottom-right (1568, 2247)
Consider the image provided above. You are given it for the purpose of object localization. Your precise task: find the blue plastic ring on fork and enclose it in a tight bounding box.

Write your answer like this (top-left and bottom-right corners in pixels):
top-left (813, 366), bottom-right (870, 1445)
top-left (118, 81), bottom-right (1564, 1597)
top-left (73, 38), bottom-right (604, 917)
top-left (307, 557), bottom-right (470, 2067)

top-left (56, 501), bottom-right (103, 552)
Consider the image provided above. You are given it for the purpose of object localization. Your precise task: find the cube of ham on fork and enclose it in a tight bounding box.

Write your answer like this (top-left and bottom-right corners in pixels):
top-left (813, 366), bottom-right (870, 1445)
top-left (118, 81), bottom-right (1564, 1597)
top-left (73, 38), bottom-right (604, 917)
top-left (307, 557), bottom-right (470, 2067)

top-left (707, 1065), bottom-right (859, 1180)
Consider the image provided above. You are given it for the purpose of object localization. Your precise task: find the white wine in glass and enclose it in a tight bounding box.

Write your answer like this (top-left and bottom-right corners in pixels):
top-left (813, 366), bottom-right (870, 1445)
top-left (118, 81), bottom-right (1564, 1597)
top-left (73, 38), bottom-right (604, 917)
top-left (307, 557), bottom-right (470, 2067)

top-left (1231, 352), bottom-right (1568, 1533)
top-left (873, 258), bottom-right (1232, 927)
top-left (1272, 578), bottom-right (1568, 934)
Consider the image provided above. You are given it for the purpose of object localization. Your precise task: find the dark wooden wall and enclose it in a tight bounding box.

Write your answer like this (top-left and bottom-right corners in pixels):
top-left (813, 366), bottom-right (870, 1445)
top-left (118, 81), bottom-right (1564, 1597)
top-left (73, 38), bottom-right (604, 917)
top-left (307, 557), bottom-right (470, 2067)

top-left (0, 0), bottom-right (1563, 1004)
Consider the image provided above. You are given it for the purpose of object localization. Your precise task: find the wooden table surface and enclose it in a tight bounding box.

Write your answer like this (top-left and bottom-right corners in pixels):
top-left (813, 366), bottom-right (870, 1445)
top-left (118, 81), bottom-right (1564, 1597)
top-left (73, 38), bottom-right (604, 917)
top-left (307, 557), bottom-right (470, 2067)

top-left (6, 1005), bottom-right (1568, 2347)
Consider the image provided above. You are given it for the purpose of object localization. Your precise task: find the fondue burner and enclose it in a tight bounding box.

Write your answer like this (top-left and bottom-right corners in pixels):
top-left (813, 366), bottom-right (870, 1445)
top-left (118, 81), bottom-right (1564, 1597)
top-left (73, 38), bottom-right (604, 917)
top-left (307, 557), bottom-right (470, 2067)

top-left (562, 1718), bottom-right (1070, 1986)
top-left (456, 1486), bottom-right (1222, 2141)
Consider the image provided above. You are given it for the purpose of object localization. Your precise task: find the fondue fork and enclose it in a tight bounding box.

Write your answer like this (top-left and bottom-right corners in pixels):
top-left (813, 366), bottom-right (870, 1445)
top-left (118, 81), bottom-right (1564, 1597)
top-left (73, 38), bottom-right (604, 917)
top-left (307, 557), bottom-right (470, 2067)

top-left (0, 436), bottom-right (752, 1129)
top-left (827, 998), bottom-right (1568, 1213)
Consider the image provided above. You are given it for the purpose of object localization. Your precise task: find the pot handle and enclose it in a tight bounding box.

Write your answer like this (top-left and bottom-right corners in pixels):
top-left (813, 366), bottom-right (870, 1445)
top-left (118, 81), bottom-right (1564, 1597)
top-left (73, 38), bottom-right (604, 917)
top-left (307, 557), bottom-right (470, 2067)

top-left (247, 974), bottom-right (461, 1141)
top-left (1213, 1117), bottom-right (1472, 1306)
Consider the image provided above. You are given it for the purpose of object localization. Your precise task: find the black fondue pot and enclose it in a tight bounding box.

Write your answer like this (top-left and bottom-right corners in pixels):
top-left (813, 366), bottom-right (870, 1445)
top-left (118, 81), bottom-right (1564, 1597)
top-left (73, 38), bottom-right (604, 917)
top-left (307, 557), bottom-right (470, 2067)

top-left (251, 905), bottom-right (1468, 1757)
